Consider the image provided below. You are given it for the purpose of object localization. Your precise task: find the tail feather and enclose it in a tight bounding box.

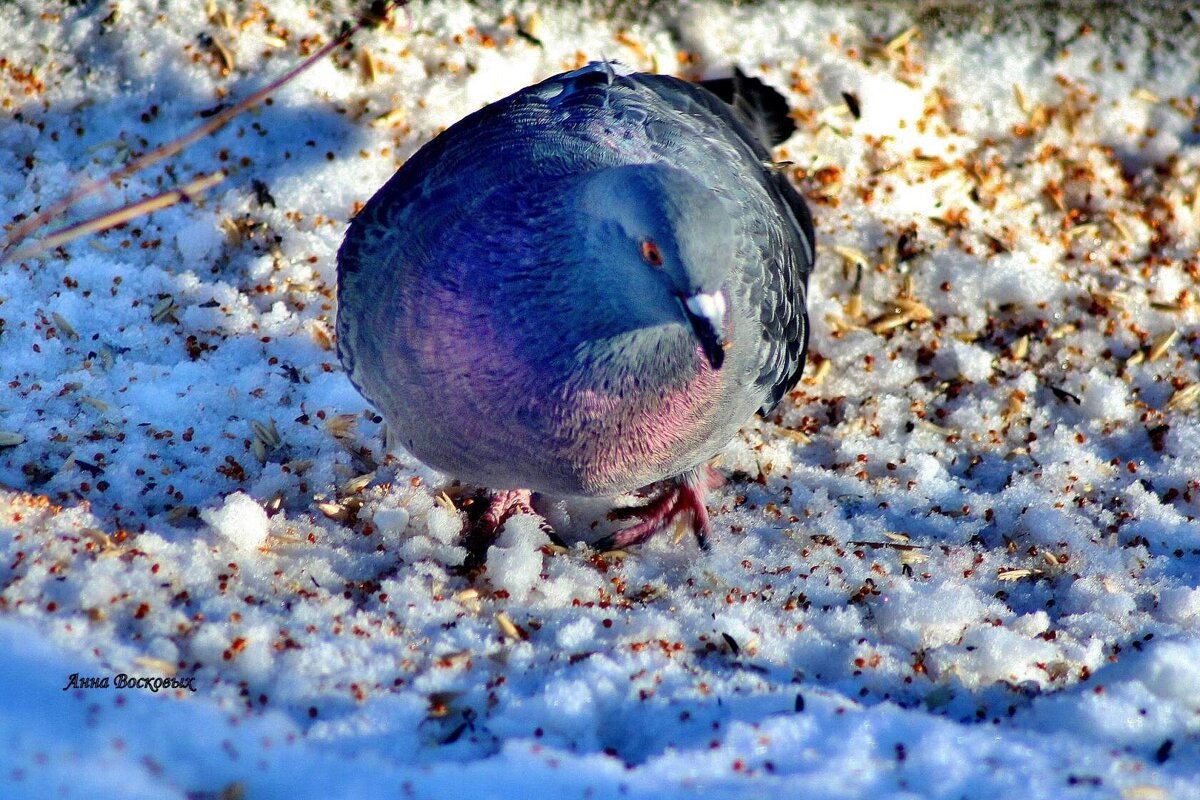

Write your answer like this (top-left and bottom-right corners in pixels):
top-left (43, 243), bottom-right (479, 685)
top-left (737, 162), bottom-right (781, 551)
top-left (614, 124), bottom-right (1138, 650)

top-left (699, 68), bottom-right (796, 149)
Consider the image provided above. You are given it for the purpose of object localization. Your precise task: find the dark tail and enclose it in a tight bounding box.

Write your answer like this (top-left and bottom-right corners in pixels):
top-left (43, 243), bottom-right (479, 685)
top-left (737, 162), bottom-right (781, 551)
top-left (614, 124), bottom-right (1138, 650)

top-left (699, 68), bottom-right (796, 149)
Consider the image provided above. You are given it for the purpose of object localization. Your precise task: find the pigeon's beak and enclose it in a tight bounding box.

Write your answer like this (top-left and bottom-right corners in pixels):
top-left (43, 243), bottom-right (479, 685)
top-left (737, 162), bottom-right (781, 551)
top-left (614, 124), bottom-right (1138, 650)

top-left (681, 291), bottom-right (728, 370)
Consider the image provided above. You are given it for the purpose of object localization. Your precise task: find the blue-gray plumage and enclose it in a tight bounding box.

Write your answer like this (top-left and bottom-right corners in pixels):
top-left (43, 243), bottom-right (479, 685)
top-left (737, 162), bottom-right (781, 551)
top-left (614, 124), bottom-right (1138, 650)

top-left (337, 63), bottom-right (815, 549)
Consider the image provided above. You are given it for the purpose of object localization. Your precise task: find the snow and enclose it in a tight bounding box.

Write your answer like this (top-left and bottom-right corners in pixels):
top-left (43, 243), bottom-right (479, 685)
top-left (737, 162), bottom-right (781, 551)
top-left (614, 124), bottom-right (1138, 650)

top-left (1, 0), bottom-right (1199, 798)
top-left (487, 515), bottom-right (554, 603)
top-left (199, 490), bottom-right (270, 550)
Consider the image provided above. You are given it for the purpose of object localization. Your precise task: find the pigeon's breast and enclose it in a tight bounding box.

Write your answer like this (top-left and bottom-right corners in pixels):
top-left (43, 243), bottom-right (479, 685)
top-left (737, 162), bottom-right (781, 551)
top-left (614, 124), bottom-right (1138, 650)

top-left (389, 288), bottom-right (734, 496)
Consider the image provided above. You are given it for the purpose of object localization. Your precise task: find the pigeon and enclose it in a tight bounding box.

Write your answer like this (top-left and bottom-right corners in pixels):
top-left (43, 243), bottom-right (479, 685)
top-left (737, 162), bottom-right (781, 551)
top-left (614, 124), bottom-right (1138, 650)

top-left (336, 63), bottom-right (815, 550)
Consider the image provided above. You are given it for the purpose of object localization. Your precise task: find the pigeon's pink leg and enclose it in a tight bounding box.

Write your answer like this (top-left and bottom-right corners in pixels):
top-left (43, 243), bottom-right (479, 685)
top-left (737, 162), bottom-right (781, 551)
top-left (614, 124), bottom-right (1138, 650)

top-left (463, 489), bottom-right (548, 570)
top-left (597, 465), bottom-right (724, 550)
top-left (479, 489), bottom-right (538, 536)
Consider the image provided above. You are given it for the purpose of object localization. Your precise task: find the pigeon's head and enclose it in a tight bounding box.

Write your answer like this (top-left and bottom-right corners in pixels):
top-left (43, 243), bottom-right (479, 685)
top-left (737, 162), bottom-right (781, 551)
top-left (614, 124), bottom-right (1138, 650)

top-left (580, 164), bottom-right (735, 369)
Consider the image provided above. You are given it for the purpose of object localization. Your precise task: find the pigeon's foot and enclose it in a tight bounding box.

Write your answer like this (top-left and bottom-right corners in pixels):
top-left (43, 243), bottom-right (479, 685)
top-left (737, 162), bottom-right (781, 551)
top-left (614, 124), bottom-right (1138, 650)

top-left (596, 465), bottom-right (724, 551)
top-left (463, 488), bottom-right (557, 570)
top-left (480, 489), bottom-right (539, 536)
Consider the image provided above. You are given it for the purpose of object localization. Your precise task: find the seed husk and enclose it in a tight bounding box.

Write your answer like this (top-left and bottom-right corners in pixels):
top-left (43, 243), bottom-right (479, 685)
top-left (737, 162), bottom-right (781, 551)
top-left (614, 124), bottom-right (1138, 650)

top-left (150, 295), bottom-right (180, 324)
top-left (885, 26), bottom-right (919, 53)
top-left (495, 611), bottom-right (527, 640)
top-left (1165, 384), bottom-right (1200, 412)
top-left (51, 312), bottom-right (79, 341)
top-left (808, 357), bottom-right (832, 386)
top-left (1146, 329), bottom-right (1178, 362)
top-left (997, 567), bottom-right (1043, 582)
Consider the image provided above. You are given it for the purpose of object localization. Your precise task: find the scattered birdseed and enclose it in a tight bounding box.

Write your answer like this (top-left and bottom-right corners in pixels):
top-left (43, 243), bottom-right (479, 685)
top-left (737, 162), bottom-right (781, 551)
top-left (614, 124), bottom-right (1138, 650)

top-left (1, 3), bottom-right (1198, 796)
top-left (495, 611), bottom-right (527, 641)
top-left (1164, 384), bottom-right (1200, 412)
top-left (1146, 329), bottom-right (1178, 363)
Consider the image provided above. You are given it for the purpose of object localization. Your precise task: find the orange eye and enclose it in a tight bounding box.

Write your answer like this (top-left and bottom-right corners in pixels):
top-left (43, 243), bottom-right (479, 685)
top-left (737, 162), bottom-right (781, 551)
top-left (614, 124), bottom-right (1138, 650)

top-left (640, 239), bottom-right (664, 267)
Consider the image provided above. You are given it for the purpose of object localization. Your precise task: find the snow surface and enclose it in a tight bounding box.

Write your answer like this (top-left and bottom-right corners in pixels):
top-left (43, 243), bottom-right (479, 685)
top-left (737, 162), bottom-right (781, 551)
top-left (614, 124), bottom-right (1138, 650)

top-left (2, 1), bottom-right (1200, 797)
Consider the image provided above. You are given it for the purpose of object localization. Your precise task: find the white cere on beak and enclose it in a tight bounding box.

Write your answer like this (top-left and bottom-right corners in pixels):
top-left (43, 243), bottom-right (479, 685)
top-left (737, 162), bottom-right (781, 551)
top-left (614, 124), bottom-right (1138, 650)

top-left (681, 290), bottom-right (729, 370)
top-left (685, 291), bottom-right (726, 323)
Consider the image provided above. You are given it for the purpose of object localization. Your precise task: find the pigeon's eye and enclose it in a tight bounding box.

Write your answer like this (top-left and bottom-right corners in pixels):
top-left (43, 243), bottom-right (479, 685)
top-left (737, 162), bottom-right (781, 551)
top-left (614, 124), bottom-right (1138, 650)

top-left (640, 239), bottom-right (664, 267)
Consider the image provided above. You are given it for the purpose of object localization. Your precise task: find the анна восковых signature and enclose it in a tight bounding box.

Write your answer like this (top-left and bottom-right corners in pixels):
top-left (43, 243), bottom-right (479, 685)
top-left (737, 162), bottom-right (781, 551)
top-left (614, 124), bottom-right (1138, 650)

top-left (62, 672), bottom-right (197, 693)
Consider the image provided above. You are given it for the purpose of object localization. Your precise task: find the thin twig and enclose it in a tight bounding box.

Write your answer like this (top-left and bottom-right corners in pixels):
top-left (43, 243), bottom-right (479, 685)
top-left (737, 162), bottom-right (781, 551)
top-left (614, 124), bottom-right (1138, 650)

top-left (5, 172), bottom-right (226, 262)
top-left (1, 0), bottom-right (405, 263)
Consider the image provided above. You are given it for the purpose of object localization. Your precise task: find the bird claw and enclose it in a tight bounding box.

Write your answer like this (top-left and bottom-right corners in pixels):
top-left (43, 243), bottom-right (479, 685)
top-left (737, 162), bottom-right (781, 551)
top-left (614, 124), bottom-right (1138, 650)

top-left (469, 465), bottom-right (722, 555)
top-left (463, 488), bottom-right (559, 569)
top-left (699, 464), bottom-right (726, 491)
top-left (478, 490), bottom-right (560, 543)
top-left (595, 467), bottom-right (718, 551)
top-left (607, 503), bottom-right (654, 521)
top-left (479, 489), bottom-right (539, 535)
